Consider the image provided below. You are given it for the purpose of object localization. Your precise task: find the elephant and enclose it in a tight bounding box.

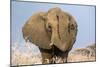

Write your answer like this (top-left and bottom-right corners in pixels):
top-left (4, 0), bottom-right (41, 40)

top-left (22, 7), bottom-right (78, 64)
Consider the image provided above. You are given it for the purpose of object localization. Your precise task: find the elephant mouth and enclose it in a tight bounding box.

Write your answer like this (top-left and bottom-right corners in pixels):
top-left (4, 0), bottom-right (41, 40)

top-left (49, 42), bottom-right (54, 47)
top-left (49, 43), bottom-right (69, 56)
top-left (49, 40), bottom-right (71, 52)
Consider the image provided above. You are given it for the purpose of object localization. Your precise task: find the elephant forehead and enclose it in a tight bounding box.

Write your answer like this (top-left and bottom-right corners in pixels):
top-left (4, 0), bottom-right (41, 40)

top-left (47, 8), bottom-right (61, 19)
top-left (47, 14), bottom-right (57, 21)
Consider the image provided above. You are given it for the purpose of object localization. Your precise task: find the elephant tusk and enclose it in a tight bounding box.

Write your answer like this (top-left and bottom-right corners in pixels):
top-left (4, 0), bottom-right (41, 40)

top-left (49, 42), bottom-right (54, 48)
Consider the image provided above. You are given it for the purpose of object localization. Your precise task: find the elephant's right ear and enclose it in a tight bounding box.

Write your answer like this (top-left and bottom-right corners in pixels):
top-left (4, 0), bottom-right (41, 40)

top-left (22, 12), bottom-right (52, 49)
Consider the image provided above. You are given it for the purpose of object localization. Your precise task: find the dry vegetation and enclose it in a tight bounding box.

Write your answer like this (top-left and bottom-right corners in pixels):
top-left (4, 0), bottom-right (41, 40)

top-left (67, 43), bottom-right (96, 62)
top-left (11, 42), bottom-right (96, 66)
top-left (11, 42), bottom-right (42, 66)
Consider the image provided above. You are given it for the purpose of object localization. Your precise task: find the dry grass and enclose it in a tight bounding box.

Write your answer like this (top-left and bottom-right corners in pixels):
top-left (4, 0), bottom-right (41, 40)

top-left (67, 43), bottom-right (96, 62)
top-left (11, 42), bottom-right (96, 66)
top-left (67, 53), bottom-right (95, 62)
top-left (11, 42), bottom-right (42, 66)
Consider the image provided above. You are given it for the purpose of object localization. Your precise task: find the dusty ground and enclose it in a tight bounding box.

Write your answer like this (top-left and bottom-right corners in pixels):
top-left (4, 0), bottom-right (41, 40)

top-left (11, 43), bottom-right (96, 66)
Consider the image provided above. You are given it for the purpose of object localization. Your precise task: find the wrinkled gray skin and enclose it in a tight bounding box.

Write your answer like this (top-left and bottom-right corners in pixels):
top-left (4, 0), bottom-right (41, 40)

top-left (22, 7), bottom-right (78, 64)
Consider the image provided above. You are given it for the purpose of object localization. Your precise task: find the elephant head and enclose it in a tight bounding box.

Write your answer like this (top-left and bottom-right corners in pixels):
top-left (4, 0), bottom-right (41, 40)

top-left (22, 7), bottom-right (77, 52)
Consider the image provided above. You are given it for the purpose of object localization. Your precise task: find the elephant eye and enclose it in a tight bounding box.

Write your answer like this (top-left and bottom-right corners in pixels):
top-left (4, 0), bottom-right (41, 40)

top-left (70, 24), bottom-right (75, 30)
top-left (48, 25), bottom-right (52, 32)
top-left (68, 23), bottom-right (75, 33)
